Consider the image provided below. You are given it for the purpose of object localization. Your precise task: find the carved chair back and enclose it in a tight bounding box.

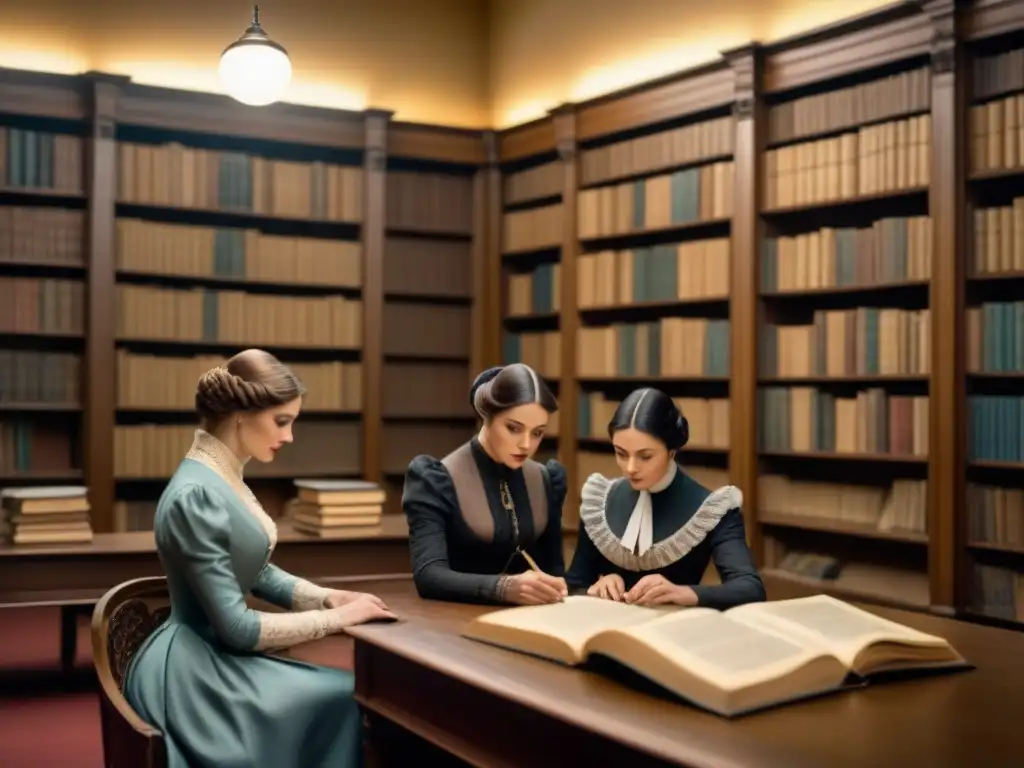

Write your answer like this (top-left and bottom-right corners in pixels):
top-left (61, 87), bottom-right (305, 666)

top-left (91, 577), bottom-right (171, 768)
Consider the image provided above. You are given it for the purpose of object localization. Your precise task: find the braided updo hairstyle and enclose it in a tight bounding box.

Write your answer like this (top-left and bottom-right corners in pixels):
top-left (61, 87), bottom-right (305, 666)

top-left (195, 349), bottom-right (307, 430)
top-left (469, 363), bottom-right (558, 421)
top-left (607, 387), bottom-right (689, 452)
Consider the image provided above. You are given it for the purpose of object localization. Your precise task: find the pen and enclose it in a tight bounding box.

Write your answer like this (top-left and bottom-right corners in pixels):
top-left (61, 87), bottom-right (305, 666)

top-left (520, 549), bottom-right (566, 600)
top-left (521, 549), bottom-right (541, 572)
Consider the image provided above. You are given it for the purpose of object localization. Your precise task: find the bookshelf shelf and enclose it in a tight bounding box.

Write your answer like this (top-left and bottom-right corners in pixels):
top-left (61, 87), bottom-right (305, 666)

top-left (759, 513), bottom-right (929, 545)
top-left (761, 188), bottom-right (930, 217)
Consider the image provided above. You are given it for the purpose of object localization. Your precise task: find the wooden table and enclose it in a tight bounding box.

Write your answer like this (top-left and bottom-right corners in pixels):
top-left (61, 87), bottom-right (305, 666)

top-left (0, 516), bottom-right (410, 674)
top-left (288, 578), bottom-right (1024, 768)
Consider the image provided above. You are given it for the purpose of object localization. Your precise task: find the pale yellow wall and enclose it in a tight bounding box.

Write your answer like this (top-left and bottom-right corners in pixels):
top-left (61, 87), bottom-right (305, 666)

top-left (488, 0), bottom-right (897, 128)
top-left (0, 0), bottom-right (899, 129)
top-left (0, 0), bottom-right (490, 128)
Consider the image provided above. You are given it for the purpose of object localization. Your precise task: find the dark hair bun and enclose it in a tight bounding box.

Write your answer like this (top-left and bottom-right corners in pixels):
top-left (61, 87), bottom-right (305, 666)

top-left (673, 413), bottom-right (690, 450)
top-left (470, 363), bottom-right (559, 420)
top-left (469, 366), bottom-right (504, 410)
top-left (195, 366), bottom-right (275, 416)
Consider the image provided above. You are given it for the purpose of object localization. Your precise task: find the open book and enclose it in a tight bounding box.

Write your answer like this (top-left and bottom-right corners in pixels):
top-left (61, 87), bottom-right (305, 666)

top-left (462, 594), bottom-right (970, 717)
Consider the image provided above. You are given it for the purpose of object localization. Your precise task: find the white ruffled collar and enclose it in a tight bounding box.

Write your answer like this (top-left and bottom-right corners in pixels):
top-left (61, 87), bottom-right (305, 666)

top-left (580, 472), bottom-right (742, 572)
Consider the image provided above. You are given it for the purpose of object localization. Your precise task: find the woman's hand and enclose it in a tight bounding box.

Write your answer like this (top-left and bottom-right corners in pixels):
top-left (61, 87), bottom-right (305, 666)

top-left (324, 589), bottom-right (389, 611)
top-left (587, 573), bottom-right (626, 601)
top-left (504, 571), bottom-right (568, 605)
top-left (330, 594), bottom-right (398, 626)
top-left (624, 574), bottom-right (698, 606)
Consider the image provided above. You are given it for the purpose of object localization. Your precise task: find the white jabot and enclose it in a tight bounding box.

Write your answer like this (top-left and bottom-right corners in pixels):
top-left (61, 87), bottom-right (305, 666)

top-left (620, 462), bottom-right (678, 556)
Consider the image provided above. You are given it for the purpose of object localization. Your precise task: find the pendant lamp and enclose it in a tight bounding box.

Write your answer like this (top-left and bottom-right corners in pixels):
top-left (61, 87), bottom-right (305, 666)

top-left (219, 5), bottom-right (292, 107)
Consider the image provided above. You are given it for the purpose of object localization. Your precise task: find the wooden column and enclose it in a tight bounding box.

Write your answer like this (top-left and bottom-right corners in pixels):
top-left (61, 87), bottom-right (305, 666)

top-left (925, 0), bottom-right (966, 614)
top-left (724, 47), bottom-right (764, 560)
top-left (471, 131), bottom-right (502, 373)
top-left (552, 105), bottom-right (580, 524)
top-left (84, 74), bottom-right (126, 533)
top-left (362, 109), bottom-right (391, 483)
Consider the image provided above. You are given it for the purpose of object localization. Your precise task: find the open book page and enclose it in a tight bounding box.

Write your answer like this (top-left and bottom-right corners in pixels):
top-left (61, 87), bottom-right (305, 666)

top-left (727, 594), bottom-right (963, 674)
top-left (589, 608), bottom-right (843, 697)
top-left (463, 596), bottom-right (666, 664)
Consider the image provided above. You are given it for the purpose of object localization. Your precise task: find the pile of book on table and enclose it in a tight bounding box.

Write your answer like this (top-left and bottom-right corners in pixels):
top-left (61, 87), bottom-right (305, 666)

top-left (0, 485), bottom-right (92, 545)
top-left (287, 479), bottom-right (385, 538)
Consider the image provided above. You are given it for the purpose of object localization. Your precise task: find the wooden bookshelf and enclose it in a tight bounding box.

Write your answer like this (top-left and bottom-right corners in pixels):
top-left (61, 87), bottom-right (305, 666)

top-left (0, 106), bottom-right (88, 499)
top-left (0, 71), bottom-right (495, 534)
top-left (482, 0), bottom-right (1023, 630)
top-left (962, 3), bottom-right (1024, 629)
top-left (380, 127), bottom-right (481, 515)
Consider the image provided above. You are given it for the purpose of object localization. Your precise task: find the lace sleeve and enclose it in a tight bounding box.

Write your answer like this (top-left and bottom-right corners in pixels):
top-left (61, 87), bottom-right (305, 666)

top-left (291, 578), bottom-right (331, 611)
top-left (254, 608), bottom-right (350, 652)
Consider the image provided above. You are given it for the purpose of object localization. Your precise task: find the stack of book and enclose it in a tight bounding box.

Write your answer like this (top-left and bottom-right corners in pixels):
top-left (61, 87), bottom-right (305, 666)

top-left (0, 486), bottom-right (93, 545)
top-left (287, 479), bottom-right (385, 538)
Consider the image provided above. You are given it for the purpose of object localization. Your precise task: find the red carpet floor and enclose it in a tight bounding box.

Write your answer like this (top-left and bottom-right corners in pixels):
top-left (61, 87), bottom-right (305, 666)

top-left (0, 607), bottom-right (102, 767)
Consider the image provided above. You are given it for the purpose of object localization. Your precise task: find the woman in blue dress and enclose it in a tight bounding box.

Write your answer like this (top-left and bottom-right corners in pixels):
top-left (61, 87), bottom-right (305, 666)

top-left (566, 387), bottom-right (766, 610)
top-left (124, 348), bottom-right (396, 768)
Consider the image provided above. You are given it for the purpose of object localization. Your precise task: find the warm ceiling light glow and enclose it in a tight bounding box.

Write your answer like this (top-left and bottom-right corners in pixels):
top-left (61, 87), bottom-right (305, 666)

top-left (219, 5), bottom-right (292, 107)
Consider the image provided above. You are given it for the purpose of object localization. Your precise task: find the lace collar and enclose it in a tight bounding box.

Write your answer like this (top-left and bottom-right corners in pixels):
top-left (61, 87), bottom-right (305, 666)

top-left (579, 472), bottom-right (742, 571)
top-left (187, 428), bottom-right (248, 480)
top-left (185, 428), bottom-right (277, 549)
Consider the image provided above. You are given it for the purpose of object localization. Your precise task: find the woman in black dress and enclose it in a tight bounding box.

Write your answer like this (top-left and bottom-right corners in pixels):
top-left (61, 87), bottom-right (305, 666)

top-left (402, 363), bottom-right (568, 605)
top-left (566, 387), bottom-right (765, 610)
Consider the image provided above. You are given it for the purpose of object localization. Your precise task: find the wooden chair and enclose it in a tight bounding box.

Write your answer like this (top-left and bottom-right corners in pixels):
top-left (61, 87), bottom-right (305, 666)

top-left (91, 577), bottom-right (170, 768)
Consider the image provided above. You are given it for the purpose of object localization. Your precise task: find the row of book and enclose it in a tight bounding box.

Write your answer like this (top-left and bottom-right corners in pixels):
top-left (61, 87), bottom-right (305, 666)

top-left (966, 301), bottom-right (1024, 374)
top-left (577, 162), bottom-right (734, 240)
top-left (116, 351), bottom-right (362, 412)
top-left (118, 142), bottom-right (364, 222)
top-left (768, 68), bottom-right (930, 145)
top-left (116, 219), bottom-right (363, 288)
top-left (386, 171), bottom-right (474, 236)
top-left (577, 239), bottom-right (730, 308)
top-left (970, 94), bottom-right (1024, 174)
top-left (758, 387), bottom-right (929, 457)
top-left (0, 277), bottom-right (84, 336)
top-left (972, 564), bottom-right (1024, 622)
top-left (0, 351), bottom-right (80, 405)
top-left (763, 115), bottom-right (931, 209)
top-left (760, 217), bottom-right (933, 293)
top-left (0, 207), bottom-right (84, 266)
top-left (507, 263), bottom-right (561, 316)
top-left (968, 395), bottom-right (1024, 463)
top-left (0, 128), bottom-right (83, 193)
top-left (502, 331), bottom-right (561, 379)
top-left (0, 486), bottom-right (92, 546)
top-left (502, 203), bottom-right (563, 253)
top-left (503, 161), bottom-right (561, 206)
top-left (967, 483), bottom-right (1024, 550)
top-left (578, 116), bottom-right (735, 188)
top-left (973, 48), bottom-right (1024, 102)
top-left (577, 319), bottom-right (730, 379)
top-left (577, 392), bottom-right (729, 450)
top-left (761, 308), bottom-right (931, 378)
top-left (759, 474), bottom-right (927, 535)
top-left (972, 200), bottom-right (1024, 275)
top-left (0, 422), bottom-right (78, 475)
top-left (116, 285), bottom-right (362, 349)
top-left (114, 422), bottom-right (361, 479)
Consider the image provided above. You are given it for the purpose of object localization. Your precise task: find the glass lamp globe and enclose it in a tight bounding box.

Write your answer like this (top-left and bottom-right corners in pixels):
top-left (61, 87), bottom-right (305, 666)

top-left (219, 5), bottom-right (292, 107)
